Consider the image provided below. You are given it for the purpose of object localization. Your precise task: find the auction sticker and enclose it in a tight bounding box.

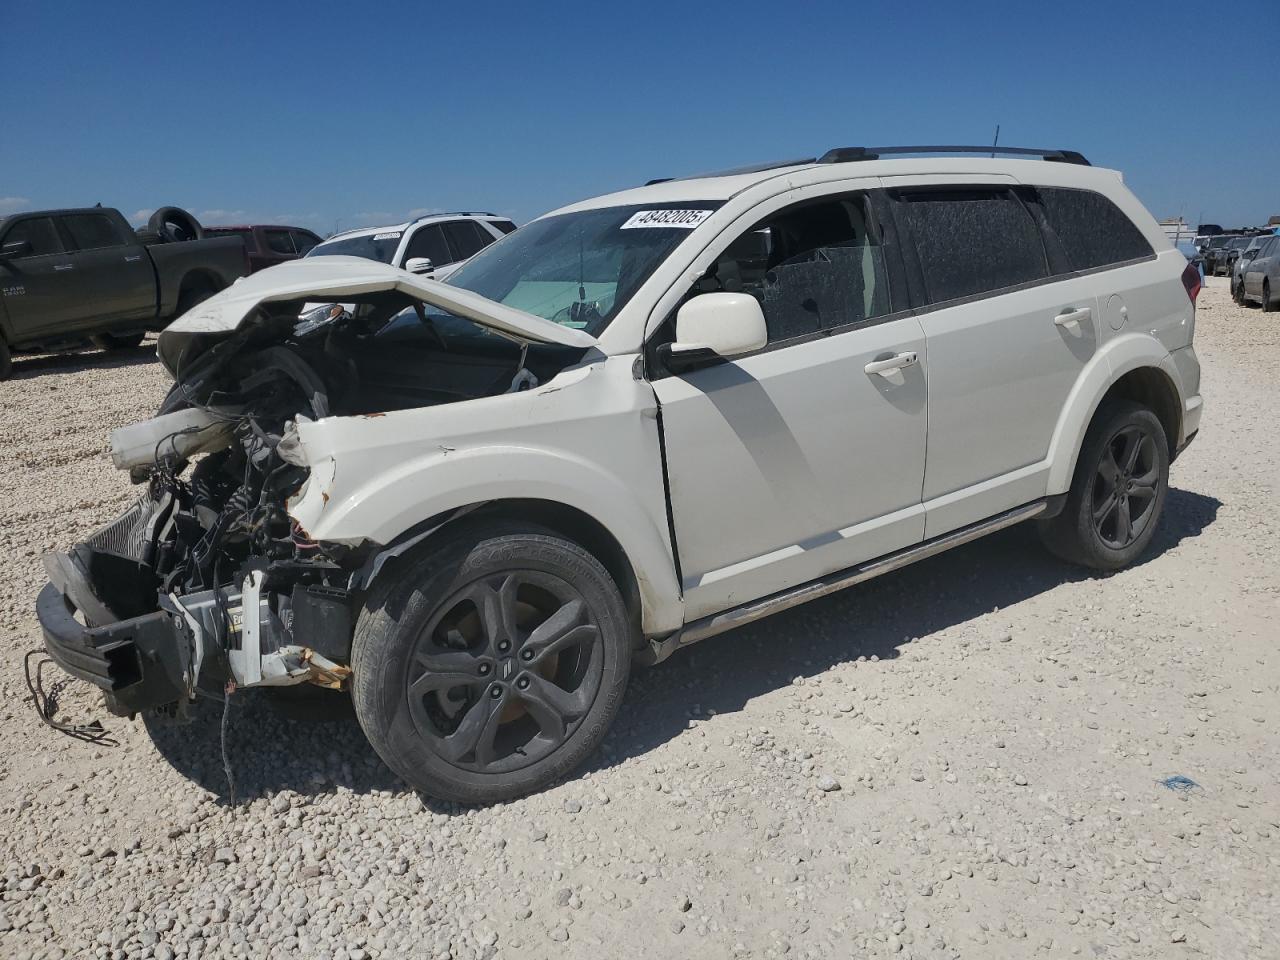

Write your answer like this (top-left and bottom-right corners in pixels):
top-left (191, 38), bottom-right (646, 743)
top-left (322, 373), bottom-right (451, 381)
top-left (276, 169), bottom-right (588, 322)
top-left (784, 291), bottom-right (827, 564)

top-left (620, 209), bottom-right (714, 229)
top-left (373, 231), bottom-right (402, 240)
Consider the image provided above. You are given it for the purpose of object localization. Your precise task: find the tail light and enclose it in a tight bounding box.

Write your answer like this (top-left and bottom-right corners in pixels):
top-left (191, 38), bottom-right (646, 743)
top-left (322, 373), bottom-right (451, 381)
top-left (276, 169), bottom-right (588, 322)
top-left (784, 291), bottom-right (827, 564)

top-left (1181, 261), bottom-right (1201, 304)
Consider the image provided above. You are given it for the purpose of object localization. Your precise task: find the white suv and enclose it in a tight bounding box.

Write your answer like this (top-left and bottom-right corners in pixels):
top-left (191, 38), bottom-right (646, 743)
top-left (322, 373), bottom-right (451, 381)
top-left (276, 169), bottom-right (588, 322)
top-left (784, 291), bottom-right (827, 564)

top-left (305, 211), bottom-right (516, 279)
top-left (38, 146), bottom-right (1202, 804)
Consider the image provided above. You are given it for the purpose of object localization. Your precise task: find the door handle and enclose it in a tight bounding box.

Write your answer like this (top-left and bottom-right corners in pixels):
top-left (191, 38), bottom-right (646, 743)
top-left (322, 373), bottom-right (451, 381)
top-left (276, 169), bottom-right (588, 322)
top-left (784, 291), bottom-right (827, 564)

top-left (1054, 306), bottom-right (1091, 327)
top-left (864, 351), bottom-right (919, 377)
top-left (53, 264), bottom-right (75, 272)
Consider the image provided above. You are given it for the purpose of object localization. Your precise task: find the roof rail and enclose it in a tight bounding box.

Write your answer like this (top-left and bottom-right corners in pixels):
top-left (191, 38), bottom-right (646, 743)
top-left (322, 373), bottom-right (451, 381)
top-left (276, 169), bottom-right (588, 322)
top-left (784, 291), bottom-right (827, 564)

top-left (818, 145), bottom-right (1090, 166)
top-left (644, 157), bottom-right (817, 187)
top-left (421, 210), bottom-right (499, 220)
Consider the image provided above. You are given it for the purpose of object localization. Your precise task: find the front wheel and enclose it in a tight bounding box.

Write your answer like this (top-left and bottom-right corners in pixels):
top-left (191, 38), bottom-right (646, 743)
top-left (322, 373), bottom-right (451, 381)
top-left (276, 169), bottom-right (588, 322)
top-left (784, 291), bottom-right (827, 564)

top-left (1038, 401), bottom-right (1169, 571)
top-left (1264, 281), bottom-right (1274, 313)
top-left (351, 521), bottom-right (632, 804)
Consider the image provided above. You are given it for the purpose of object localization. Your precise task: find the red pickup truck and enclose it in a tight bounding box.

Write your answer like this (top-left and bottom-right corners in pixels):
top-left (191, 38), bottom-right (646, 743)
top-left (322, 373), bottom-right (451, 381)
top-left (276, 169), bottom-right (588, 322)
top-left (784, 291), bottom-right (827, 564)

top-left (203, 225), bottom-right (323, 273)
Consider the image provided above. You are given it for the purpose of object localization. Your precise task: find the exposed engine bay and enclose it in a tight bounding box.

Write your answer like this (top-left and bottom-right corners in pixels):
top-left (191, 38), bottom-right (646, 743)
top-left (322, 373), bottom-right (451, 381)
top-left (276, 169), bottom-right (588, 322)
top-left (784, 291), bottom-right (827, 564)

top-left (42, 290), bottom-right (586, 717)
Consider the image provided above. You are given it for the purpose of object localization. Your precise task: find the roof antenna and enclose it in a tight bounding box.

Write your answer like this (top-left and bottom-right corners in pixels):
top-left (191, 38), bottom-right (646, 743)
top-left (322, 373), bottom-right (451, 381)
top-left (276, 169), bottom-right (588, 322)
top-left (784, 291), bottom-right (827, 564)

top-left (990, 124), bottom-right (1000, 158)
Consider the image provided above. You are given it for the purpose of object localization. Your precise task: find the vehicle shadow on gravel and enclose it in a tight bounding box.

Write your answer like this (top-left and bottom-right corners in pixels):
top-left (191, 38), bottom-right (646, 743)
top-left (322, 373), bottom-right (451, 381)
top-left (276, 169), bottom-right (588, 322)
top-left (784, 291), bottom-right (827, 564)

top-left (143, 487), bottom-right (1219, 808)
top-left (588, 485), bottom-right (1221, 775)
top-left (7, 343), bottom-right (157, 379)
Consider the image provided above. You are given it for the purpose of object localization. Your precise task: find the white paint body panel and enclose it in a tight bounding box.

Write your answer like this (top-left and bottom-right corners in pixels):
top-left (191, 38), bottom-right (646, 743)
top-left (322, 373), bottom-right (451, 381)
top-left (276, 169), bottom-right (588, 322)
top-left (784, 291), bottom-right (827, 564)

top-left (160, 155), bottom-right (1203, 638)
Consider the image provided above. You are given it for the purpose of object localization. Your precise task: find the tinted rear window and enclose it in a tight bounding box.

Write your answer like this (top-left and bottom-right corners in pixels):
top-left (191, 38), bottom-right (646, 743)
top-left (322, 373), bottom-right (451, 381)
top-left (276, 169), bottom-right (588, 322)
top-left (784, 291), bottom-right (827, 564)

top-left (892, 188), bottom-right (1049, 304)
top-left (490, 220), bottom-right (518, 235)
top-left (63, 213), bottom-right (123, 250)
top-left (1036, 189), bottom-right (1153, 271)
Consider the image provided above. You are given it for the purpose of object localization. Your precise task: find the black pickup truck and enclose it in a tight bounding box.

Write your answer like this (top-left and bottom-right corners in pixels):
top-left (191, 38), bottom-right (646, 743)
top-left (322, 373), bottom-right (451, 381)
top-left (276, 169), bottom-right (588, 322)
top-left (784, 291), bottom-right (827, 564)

top-left (0, 206), bottom-right (248, 378)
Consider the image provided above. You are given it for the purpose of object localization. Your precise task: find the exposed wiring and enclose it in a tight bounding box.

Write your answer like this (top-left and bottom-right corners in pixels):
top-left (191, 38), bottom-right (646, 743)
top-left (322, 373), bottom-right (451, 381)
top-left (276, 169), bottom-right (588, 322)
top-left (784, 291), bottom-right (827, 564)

top-left (220, 679), bottom-right (237, 807)
top-left (23, 651), bottom-right (117, 746)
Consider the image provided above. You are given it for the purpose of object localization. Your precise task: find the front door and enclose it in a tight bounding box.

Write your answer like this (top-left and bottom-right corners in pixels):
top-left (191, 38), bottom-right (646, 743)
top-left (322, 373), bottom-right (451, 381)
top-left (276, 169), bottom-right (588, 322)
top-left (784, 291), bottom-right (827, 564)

top-left (0, 215), bottom-right (78, 342)
top-left (651, 188), bottom-right (929, 621)
top-left (57, 212), bottom-right (154, 325)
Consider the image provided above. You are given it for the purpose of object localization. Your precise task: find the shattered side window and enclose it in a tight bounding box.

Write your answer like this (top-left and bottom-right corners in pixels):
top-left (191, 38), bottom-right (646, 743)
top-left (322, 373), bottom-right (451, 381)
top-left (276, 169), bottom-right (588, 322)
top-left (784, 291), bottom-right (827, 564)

top-left (893, 188), bottom-right (1049, 305)
top-left (704, 194), bottom-right (892, 343)
top-left (1036, 187), bottom-right (1154, 271)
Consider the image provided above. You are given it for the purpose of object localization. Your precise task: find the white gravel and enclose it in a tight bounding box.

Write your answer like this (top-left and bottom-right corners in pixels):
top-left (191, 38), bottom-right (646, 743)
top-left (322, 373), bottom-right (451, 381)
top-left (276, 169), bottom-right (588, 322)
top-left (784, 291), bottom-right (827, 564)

top-left (1, 277), bottom-right (1277, 960)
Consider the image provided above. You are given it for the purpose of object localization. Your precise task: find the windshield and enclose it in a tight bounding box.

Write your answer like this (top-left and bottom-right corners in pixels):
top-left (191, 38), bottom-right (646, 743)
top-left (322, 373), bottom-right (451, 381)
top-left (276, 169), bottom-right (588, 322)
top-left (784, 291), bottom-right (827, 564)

top-left (443, 203), bottom-right (723, 334)
top-left (307, 231), bottom-right (402, 264)
top-left (1229, 237), bottom-right (1250, 249)
top-left (1207, 236), bottom-right (1229, 248)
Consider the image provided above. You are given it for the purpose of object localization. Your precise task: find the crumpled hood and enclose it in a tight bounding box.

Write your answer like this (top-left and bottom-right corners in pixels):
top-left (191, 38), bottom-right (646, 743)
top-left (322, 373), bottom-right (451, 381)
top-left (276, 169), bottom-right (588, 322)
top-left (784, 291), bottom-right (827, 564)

top-left (157, 256), bottom-right (598, 373)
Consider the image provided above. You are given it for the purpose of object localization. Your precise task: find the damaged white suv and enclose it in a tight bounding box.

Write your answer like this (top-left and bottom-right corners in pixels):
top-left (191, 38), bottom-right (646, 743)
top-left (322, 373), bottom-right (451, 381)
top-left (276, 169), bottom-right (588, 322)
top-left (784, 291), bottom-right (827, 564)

top-left (38, 145), bottom-right (1203, 803)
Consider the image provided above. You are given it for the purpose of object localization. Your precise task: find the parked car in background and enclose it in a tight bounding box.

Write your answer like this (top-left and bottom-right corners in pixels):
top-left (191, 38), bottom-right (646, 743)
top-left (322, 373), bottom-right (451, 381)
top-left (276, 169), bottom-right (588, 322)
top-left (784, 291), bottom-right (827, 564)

top-left (306, 212), bottom-right (516, 279)
top-left (1240, 235), bottom-right (1280, 311)
top-left (1203, 235), bottom-right (1235, 276)
top-left (0, 206), bottom-right (248, 379)
top-left (1231, 236), bottom-right (1267, 302)
top-left (204, 225), bottom-right (322, 273)
top-left (37, 144), bottom-right (1202, 804)
top-left (1221, 236), bottom-right (1253, 277)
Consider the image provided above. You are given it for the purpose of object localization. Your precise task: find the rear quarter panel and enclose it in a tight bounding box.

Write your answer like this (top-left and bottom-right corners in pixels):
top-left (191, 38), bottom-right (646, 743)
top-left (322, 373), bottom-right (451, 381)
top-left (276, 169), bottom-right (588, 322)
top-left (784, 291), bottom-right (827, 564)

top-left (149, 237), bottom-right (248, 315)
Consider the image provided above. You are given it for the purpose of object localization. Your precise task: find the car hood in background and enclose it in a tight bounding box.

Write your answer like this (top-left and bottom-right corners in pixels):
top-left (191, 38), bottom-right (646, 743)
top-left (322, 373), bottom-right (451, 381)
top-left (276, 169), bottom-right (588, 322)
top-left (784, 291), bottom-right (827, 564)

top-left (157, 256), bottom-right (598, 372)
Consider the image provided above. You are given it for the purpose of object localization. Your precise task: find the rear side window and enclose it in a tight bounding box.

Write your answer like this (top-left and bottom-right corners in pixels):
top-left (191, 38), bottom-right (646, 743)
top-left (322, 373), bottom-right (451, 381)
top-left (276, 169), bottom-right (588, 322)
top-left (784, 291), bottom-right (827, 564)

top-left (1036, 188), bottom-right (1155, 272)
top-left (404, 224), bottom-right (451, 266)
top-left (442, 220), bottom-right (492, 261)
top-left (892, 188), bottom-right (1048, 305)
top-left (264, 230), bottom-right (296, 255)
top-left (4, 217), bottom-right (62, 257)
top-left (62, 213), bottom-right (123, 250)
top-left (490, 220), bottom-right (517, 235)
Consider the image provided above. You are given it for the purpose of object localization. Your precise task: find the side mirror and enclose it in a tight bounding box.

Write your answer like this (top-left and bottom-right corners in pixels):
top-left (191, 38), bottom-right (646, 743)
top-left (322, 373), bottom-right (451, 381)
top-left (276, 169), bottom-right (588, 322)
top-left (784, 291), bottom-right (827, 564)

top-left (661, 292), bottom-right (768, 371)
top-left (0, 239), bottom-right (31, 261)
top-left (405, 257), bottom-right (434, 275)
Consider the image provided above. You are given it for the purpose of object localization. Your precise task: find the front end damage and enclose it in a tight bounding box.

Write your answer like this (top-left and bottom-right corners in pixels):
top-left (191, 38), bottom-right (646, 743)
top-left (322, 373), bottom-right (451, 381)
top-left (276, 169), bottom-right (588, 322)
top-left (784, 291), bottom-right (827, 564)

top-left (35, 257), bottom-right (596, 719)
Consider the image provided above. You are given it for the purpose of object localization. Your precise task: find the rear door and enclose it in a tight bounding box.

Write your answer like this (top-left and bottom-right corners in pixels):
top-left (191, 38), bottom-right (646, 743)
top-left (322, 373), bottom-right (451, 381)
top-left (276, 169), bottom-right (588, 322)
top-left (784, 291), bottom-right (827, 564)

top-left (0, 215), bottom-right (78, 341)
top-left (885, 181), bottom-right (1104, 537)
top-left (58, 212), bottom-right (154, 325)
top-left (651, 184), bottom-right (929, 620)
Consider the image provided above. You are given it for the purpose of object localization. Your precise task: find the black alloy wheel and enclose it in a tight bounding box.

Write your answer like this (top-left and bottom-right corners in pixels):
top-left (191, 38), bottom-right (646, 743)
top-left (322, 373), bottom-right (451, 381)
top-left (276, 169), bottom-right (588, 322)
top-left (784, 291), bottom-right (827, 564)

top-left (351, 521), bottom-right (632, 804)
top-left (1089, 423), bottom-right (1161, 550)
top-left (406, 571), bottom-right (603, 774)
top-left (1037, 400), bottom-right (1169, 571)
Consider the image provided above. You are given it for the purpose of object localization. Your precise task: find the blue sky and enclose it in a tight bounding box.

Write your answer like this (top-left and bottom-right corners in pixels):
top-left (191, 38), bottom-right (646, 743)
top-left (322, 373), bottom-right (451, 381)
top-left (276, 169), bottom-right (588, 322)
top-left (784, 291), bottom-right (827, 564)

top-left (2, 0), bottom-right (1276, 235)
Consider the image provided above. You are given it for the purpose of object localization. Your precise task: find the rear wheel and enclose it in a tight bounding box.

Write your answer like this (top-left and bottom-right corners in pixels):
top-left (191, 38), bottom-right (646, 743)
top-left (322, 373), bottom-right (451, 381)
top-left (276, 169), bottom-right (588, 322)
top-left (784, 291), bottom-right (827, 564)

top-left (170, 282), bottom-right (217, 323)
top-left (351, 521), bottom-right (632, 804)
top-left (1039, 401), bottom-right (1169, 571)
top-left (0, 339), bottom-right (11, 380)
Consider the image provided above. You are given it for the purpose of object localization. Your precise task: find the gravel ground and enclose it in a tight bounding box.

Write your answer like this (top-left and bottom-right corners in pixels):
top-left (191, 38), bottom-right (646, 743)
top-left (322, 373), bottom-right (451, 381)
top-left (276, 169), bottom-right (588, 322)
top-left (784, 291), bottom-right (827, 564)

top-left (1, 277), bottom-right (1277, 960)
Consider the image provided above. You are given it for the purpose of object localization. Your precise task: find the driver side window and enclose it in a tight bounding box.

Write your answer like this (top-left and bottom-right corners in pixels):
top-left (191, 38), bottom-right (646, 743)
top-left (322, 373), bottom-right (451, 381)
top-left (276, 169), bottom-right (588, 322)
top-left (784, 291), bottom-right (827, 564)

top-left (702, 192), bottom-right (892, 344)
top-left (404, 224), bottom-right (451, 267)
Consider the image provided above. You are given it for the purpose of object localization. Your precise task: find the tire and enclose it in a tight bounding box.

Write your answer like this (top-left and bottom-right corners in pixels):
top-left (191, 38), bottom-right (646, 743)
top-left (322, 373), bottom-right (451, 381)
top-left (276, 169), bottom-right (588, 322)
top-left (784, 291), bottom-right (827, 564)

top-left (1231, 279), bottom-right (1244, 304)
top-left (1264, 281), bottom-right (1274, 313)
top-left (146, 206), bottom-right (204, 243)
top-left (0, 338), bottom-right (11, 381)
top-left (1038, 400), bottom-right (1169, 571)
top-left (91, 331), bottom-right (146, 350)
top-left (171, 281), bottom-right (217, 322)
top-left (350, 520), bottom-right (633, 804)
